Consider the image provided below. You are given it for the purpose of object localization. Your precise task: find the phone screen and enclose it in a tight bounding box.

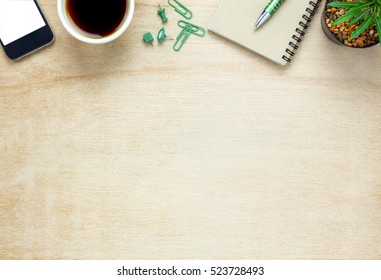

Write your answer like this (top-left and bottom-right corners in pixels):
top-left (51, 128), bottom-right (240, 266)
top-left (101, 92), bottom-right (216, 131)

top-left (0, 0), bottom-right (46, 46)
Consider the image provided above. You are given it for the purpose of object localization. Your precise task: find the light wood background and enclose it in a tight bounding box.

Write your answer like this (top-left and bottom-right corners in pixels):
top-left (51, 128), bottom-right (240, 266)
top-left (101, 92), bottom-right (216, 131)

top-left (0, 0), bottom-right (380, 260)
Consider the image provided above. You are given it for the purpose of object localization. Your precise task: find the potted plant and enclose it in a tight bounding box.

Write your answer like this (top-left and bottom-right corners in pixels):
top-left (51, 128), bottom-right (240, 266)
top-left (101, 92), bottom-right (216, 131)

top-left (321, 0), bottom-right (381, 47)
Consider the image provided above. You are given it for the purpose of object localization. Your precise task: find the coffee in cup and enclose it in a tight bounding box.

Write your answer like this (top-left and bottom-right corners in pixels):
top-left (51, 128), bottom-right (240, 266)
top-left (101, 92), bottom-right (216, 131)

top-left (57, 0), bottom-right (135, 44)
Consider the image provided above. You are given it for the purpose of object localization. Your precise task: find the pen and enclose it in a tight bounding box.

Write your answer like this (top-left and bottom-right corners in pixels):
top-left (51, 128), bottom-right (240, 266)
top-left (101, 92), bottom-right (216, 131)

top-left (255, 0), bottom-right (286, 29)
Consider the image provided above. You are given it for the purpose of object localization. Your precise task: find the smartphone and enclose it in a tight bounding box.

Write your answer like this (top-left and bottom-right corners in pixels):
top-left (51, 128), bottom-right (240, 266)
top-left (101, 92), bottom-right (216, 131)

top-left (0, 0), bottom-right (54, 60)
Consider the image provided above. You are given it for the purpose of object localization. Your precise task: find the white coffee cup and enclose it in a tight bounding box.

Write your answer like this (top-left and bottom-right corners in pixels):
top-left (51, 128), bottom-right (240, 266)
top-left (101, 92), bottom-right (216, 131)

top-left (57, 0), bottom-right (135, 44)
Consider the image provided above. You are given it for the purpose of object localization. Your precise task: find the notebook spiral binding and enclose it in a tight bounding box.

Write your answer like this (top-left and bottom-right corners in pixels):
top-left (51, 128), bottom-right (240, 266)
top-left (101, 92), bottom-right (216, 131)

top-left (282, 0), bottom-right (322, 63)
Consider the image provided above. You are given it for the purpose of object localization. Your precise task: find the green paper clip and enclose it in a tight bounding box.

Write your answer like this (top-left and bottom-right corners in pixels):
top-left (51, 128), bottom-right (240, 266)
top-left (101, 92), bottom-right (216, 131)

top-left (173, 27), bottom-right (191, 52)
top-left (167, 0), bottom-right (193, 20)
top-left (157, 3), bottom-right (168, 23)
top-left (173, 21), bottom-right (205, 52)
top-left (178, 20), bottom-right (205, 37)
top-left (157, 28), bottom-right (168, 42)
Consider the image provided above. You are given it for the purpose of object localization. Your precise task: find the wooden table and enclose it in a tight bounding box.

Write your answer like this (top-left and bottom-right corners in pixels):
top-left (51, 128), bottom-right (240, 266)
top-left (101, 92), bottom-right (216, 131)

top-left (1, 0), bottom-right (380, 260)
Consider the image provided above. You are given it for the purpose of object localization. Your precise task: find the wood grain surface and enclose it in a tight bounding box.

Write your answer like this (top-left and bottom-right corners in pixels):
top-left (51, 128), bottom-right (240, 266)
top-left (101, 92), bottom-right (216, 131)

top-left (0, 0), bottom-right (380, 260)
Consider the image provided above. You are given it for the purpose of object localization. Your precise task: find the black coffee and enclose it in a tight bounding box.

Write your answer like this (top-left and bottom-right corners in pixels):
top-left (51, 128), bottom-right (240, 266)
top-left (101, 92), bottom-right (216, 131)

top-left (66, 0), bottom-right (127, 38)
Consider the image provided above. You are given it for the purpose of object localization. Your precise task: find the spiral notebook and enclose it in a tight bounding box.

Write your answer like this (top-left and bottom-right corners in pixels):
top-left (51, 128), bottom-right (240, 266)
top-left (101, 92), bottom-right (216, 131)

top-left (209, 0), bottom-right (321, 66)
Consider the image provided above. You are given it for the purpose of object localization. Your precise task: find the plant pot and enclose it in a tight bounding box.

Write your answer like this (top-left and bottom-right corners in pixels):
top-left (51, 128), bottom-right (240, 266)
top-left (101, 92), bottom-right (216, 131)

top-left (321, 0), bottom-right (379, 48)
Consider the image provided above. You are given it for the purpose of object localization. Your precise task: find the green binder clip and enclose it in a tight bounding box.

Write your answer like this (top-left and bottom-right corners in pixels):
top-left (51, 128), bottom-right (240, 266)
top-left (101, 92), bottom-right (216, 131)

top-left (167, 0), bottom-right (193, 20)
top-left (173, 21), bottom-right (205, 52)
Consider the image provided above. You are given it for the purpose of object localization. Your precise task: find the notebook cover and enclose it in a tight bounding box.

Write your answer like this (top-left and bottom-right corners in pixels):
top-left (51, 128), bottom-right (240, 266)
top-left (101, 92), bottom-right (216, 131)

top-left (209, 0), bottom-right (318, 66)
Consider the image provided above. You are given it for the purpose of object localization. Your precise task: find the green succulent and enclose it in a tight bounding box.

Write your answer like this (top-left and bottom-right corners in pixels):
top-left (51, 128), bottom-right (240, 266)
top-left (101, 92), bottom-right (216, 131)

top-left (327, 0), bottom-right (381, 43)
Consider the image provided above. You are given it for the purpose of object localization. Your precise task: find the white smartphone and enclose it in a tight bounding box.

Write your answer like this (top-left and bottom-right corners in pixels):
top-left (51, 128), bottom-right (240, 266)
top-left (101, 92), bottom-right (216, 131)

top-left (0, 0), bottom-right (54, 60)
